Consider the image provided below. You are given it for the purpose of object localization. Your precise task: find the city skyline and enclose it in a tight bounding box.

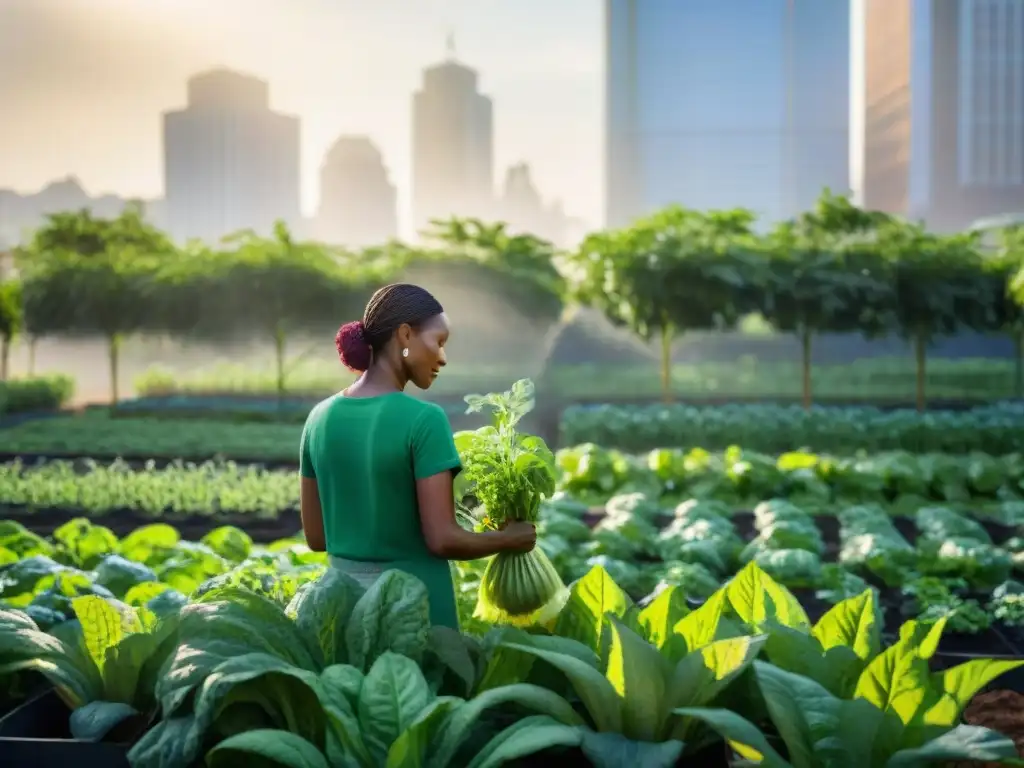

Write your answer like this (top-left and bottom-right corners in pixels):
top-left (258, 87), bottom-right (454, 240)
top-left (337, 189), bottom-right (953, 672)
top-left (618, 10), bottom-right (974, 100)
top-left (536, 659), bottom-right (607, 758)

top-left (0, 0), bottom-right (601, 240)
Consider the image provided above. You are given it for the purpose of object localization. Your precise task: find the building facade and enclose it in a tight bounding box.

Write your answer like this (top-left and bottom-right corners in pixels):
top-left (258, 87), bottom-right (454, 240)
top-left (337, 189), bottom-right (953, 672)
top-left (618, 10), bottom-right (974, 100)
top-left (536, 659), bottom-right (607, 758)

top-left (851, 0), bottom-right (1024, 231)
top-left (605, 0), bottom-right (850, 228)
top-left (411, 47), bottom-right (494, 237)
top-left (162, 68), bottom-right (301, 243)
top-left (315, 136), bottom-right (398, 248)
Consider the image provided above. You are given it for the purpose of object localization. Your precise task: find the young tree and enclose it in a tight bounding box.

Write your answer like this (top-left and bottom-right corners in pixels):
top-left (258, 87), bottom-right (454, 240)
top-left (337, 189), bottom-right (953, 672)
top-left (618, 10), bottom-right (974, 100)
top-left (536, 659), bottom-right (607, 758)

top-left (422, 216), bottom-right (565, 320)
top-left (179, 221), bottom-right (378, 399)
top-left (990, 225), bottom-right (1024, 397)
top-left (878, 220), bottom-right (992, 411)
top-left (18, 206), bottom-right (176, 402)
top-left (763, 192), bottom-right (892, 408)
top-left (565, 206), bottom-right (762, 401)
top-left (0, 276), bottom-right (21, 380)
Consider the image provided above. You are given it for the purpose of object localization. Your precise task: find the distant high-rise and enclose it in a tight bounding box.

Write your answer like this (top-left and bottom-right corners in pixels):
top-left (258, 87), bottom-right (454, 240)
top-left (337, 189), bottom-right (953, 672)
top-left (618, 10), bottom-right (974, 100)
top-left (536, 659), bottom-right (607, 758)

top-left (315, 136), bottom-right (398, 248)
top-left (411, 39), bottom-right (494, 237)
top-left (162, 68), bottom-right (301, 243)
top-left (605, 0), bottom-right (850, 228)
top-left (499, 163), bottom-right (568, 246)
top-left (851, 0), bottom-right (1024, 231)
top-left (0, 177), bottom-right (165, 246)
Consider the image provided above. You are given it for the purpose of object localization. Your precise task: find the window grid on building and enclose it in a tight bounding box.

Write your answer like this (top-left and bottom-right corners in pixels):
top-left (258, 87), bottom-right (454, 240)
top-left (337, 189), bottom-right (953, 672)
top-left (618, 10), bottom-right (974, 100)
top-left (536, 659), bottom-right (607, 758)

top-left (959, 0), bottom-right (1024, 186)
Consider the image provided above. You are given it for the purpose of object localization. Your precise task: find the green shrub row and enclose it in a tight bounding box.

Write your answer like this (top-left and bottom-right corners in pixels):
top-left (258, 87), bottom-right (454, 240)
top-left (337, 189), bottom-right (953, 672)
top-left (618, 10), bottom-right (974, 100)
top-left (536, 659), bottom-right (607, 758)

top-left (559, 401), bottom-right (1024, 454)
top-left (0, 375), bottom-right (74, 418)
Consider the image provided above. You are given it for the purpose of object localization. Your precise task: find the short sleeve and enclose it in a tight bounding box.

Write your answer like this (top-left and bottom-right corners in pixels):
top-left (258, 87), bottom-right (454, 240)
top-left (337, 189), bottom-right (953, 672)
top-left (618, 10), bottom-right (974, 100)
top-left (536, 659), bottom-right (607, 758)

top-left (411, 405), bottom-right (461, 480)
top-left (299, 420), bottom-right (316, 478)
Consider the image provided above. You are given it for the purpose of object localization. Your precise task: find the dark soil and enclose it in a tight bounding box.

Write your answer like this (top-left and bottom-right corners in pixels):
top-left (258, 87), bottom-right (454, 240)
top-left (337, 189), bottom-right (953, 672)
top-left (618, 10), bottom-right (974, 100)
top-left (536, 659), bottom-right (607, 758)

top-left (952, 690), bottom-right (1024, 765)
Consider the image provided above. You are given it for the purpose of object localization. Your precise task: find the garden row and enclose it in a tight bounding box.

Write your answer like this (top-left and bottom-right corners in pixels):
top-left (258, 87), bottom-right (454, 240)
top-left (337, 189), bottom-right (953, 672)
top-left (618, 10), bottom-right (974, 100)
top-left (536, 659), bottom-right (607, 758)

top-left (8, 191), bottom-right (1024, 411)
top-left (2, 515), bottom-right (1023, 766)
top-left (132, 354), bottom-right (1021, 404)
top-left (9, 399), bottom-right (1024, 459)
top-left (3, 445), bottom-right (1024, 521)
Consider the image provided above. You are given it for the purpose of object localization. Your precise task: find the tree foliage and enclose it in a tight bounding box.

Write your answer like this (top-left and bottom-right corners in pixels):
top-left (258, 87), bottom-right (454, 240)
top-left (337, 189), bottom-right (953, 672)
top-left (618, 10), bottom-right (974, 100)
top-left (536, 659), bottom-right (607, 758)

top-left (0, 276), bottom-right (21, 380)
top-left (6, 191), bottom-right (1024, 409)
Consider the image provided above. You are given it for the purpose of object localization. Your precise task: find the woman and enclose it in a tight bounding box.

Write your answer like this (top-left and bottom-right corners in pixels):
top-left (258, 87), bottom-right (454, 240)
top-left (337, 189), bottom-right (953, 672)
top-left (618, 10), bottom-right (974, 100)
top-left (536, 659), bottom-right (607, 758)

top-left (299, 283), bottom-right (537, 629)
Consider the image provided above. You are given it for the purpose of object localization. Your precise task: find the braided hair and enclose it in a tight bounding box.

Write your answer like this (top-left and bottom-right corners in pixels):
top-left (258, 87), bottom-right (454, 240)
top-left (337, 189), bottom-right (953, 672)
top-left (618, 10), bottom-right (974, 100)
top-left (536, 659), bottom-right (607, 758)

top-left (335, 283), bottom-right (444, 372)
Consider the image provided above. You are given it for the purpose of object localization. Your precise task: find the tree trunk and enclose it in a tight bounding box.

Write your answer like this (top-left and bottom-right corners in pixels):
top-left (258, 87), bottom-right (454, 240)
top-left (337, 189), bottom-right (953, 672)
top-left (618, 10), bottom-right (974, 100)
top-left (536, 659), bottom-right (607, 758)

top-left (274, 327), bottom-right (287, 403)
top-left (800, 327), bottom-right (812, 409)
top-left (0, 336), bottom-right (8, 381)
top-left (1015, 331), bottom-right (1023, 399)
top-left (914, 331), bottom-right (926, 412)
top-left (659, 324), bottom-right (673, 403)
top-left (109, 333), bottom-right (122, 404)
top-left (27, 337), bottom-right (36, 376)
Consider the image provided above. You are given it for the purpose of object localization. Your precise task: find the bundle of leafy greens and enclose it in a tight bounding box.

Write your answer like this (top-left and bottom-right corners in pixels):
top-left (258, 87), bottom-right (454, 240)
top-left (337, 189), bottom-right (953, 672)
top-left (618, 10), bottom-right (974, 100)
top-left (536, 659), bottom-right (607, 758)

top-left (453, 379), bottom-right (568, 625)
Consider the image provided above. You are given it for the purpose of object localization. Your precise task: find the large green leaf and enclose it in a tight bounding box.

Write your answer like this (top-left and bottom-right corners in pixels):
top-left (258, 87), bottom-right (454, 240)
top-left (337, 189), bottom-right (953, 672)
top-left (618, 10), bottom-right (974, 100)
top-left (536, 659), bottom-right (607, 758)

top-left (605, 617), bottom-right (669, 741)
top-left (287, 568), bottom-right (364, 667)
top-left (206, 729), bottom-right (330, 768)
top-left (553, 565), bottom-right (632, 660)
top-left (886, 725), bottom-right (1020, 767)
top-left (853, 634), bottom-right (933, 725)
top-left (755, 661), bottom-right (883, 768)
top-left (428, 682), bottom-right (584, 768)
top-left (922, 658), bottom-right (1024, 726)
top-left (667, 635), bottom-right (765, 712)
top-left (385, 696), bottom-right (462, 768)
top-left (725, 563), bottom-right (809, 630)
top-left (68, 700), bottom-right (139, 742)
top-left (500, 641), bottom-right (622, 733)
top-left (465, 715), bottom-right (582, 768)
top-left (188, 652), bottom-right (326, 761)
top-left (345, 571), bottom-right (431, 672)
top-left (635, 586), bottom-right (689, 649)
top-left (675, 707), bottom-right (790, 767)
top-left (763, 623), bottom-right (863, 698)
top-left (811, 589), bottom-right (881, 661)
top-left (357, 653), bottom-right (432, 764)
top-left (667, 590), bottom-right (729, 659)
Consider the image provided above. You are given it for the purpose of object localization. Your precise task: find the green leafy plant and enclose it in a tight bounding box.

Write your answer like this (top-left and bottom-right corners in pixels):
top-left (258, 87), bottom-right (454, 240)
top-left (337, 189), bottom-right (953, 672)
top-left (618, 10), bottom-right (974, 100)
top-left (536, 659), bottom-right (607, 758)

top-left (454, 379), bottom-right (568, 625)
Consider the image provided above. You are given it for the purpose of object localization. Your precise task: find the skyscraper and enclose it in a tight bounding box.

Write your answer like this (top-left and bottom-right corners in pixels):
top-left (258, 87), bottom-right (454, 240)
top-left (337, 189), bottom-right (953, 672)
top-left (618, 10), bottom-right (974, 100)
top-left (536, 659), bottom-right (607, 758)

top-left (411, 39), bottom-right (494, 237)
top-left (605, 0), bottom-right (850, 228)
top-left (315, 136), bottom-right (398, 248)
top-left (851, 0), bottom-right (1024, 231)
top-left (162, 68), bottom-right (301, 243)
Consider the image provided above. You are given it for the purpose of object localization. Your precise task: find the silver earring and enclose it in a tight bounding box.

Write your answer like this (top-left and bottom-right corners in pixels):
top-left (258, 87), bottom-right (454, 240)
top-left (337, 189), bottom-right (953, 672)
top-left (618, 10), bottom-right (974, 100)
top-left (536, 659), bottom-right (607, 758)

top-left (402, 348), bottom-right (409, 358)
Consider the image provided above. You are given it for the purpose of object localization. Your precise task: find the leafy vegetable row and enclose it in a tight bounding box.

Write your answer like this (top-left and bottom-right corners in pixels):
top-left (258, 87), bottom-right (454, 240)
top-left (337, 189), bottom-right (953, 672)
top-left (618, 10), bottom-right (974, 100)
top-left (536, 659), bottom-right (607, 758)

top-left (3, 547), bottom-right (1023, 767)
top-left (5, 445), bottom-right (1024, 521)
top-left (561, 401), bottom-right (1024, 454)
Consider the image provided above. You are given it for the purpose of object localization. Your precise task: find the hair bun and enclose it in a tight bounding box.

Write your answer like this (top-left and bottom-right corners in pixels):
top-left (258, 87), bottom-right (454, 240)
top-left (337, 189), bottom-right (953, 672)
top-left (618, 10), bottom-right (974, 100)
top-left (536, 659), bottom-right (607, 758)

top-left (335, 321), bottom-right (372, 372)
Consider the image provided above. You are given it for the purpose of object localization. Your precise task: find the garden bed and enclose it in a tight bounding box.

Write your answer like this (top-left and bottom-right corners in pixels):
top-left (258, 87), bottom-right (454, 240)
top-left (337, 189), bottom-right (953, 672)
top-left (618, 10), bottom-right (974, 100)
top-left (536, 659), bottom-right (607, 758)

top-left (961, 690), bottom-right (1024, 762)
top-left (0, 504), bottom-right (301, 543)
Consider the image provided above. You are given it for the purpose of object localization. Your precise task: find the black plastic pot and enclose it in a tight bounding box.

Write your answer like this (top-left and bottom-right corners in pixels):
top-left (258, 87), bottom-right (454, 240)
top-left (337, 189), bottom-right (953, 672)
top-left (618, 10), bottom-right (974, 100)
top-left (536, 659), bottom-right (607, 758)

top-left (0, 690), bottom-right (132, 768)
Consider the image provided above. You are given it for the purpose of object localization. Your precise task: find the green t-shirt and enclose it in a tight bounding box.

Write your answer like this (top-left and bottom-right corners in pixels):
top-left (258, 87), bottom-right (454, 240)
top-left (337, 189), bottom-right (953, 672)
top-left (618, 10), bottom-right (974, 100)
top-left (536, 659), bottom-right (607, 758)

top-left (300, 391), bottom-right (462, 559)
top-left (299, 392), bottom-right (462, 627)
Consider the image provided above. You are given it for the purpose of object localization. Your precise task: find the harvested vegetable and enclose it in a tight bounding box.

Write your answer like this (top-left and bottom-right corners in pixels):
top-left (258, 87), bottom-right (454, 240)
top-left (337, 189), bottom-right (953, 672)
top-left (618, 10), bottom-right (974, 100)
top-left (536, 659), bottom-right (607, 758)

top-left (453, 379), bottom-right (568, 625)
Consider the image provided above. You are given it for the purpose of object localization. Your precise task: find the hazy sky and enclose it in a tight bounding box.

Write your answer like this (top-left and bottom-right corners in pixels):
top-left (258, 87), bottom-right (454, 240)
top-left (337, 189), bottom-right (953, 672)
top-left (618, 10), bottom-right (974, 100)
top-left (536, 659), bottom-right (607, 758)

top-left (0, 0), bottom-right (602, 234)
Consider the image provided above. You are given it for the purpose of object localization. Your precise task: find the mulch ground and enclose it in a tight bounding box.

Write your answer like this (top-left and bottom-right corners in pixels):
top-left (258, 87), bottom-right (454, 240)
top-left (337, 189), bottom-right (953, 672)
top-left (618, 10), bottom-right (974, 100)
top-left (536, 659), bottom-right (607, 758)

top-left (950, 690), bottom-right (1024, 766)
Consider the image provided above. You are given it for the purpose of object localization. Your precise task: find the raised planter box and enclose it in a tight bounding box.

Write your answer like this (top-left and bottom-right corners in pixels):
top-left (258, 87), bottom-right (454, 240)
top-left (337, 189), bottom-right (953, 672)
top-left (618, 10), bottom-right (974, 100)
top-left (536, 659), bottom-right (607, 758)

top-left (0, 690), bottom-right (132, 768)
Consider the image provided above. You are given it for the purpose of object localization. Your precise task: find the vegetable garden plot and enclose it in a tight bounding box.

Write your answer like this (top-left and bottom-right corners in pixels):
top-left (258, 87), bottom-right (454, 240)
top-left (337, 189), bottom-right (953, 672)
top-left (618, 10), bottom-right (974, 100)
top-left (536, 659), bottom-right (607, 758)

top-left (1, 559), bottom-right (1023, 767)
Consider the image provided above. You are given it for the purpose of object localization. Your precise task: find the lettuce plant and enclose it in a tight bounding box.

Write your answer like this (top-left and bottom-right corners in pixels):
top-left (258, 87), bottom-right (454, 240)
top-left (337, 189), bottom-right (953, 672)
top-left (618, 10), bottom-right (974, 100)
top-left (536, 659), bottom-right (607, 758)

top-left (0, 595), bottom-right (178, 741)
top-left (680, 660), bottom-right (1021, 767)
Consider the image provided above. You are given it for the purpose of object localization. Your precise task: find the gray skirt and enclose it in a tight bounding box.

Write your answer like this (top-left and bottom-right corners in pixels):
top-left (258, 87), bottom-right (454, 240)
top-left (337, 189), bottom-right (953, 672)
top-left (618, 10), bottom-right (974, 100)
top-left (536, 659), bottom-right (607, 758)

top-left (328, 555), bottom-right (388, 589)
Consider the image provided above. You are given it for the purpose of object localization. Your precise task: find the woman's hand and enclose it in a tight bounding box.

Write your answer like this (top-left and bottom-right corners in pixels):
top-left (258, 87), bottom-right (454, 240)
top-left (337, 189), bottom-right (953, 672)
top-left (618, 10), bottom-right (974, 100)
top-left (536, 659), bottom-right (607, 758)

top-left (500, 521), bottom-right (537, 553)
